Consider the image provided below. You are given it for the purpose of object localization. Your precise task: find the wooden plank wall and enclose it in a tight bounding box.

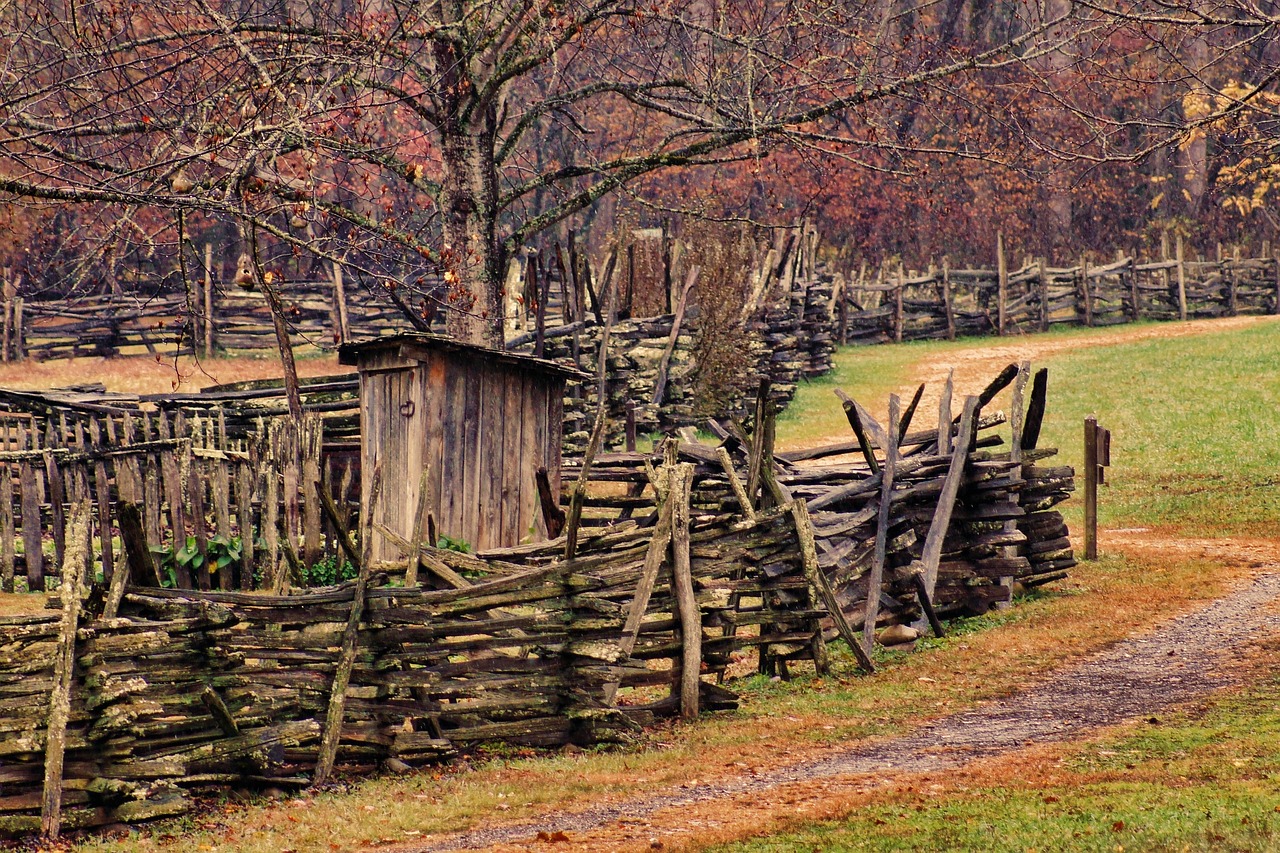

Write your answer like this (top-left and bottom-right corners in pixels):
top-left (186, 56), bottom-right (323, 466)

top-left (361, 351), bottom-right (562, 560)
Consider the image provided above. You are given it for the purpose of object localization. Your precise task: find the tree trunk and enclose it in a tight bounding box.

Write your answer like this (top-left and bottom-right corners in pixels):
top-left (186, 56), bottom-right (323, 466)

top-left (439, 95), bottom-right (504, 349)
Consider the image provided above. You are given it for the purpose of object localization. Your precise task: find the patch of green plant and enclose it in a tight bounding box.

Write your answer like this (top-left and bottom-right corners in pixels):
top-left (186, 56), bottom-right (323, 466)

top-left (150, 535), bottom-right (242, 588)
top-left (303, 554), bottom-right (357, 587)
top-left (435, 534), bottom-right (471, 553)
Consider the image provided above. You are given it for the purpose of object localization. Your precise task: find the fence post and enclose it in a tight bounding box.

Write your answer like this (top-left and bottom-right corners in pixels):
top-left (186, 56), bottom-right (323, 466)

top-left (13, 296), bottom-right (23, 361)
top-left (1127, 249), bottom-right (1140, 320)
top-left (1083, 415), bottom-right (1110, 560)
top-left (1037, 259), bottom-right (1049, 332)
top-left (1175, 235), bottom-right (1188, 321)
top-left (996, 232), bottom-right (1008, 335)
top-left (941, 258), bottom-right (955, 341)
top-left (1080, 254), bottom-right (1093, 327)
top-left (893, 264), bottom-right (904, 343)
top-left (1228, 246), bottom-right (1240, 316)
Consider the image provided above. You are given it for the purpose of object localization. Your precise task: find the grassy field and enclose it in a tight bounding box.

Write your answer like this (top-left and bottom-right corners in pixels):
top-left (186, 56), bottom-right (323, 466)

top-left (62, 318), bottom-right (1280, 852)
top-left (780, 319), bottom-right (1280, 537)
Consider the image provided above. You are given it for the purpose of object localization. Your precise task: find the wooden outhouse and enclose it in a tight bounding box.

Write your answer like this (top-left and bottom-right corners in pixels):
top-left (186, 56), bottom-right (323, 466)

top-left (339, 333), bottom-right (584, 560)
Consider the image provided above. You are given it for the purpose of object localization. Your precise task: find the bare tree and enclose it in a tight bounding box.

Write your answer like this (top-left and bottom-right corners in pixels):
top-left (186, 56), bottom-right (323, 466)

top-left (1, 0), bottom-right (1273, 347)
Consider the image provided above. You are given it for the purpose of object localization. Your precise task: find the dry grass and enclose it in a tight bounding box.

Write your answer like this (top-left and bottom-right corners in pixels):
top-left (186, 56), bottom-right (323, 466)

top-left (0, 349), bottom-right (348, 396)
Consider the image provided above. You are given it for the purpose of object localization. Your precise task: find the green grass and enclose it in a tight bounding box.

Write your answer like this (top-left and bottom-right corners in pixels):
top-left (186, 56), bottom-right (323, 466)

top-left (780, 320), bottom-right (1280, 537)
top-left (713, 648), bottom-right (1280, 852)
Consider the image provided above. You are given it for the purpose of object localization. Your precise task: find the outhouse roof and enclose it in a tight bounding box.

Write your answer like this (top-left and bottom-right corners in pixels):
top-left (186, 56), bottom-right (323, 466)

top-left (338, 333), bottom-right (589, 381)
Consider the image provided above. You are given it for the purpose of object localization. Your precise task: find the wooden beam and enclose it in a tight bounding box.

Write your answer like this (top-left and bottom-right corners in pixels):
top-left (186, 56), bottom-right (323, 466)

top-left (862, 394), bottom-right (900, 657)
top-left (669, 464), bottom-right (700, 718)
top-left (40, 503), bottom-right (89, 841)
top-left (313, 467), bottom-right (379, 786)
top-left (922, 396), bottom-right (980, 597)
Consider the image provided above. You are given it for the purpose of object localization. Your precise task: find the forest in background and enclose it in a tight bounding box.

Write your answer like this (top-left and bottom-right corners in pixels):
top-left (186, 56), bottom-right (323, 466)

top-left (2, 1), bottom-right (1279, 339)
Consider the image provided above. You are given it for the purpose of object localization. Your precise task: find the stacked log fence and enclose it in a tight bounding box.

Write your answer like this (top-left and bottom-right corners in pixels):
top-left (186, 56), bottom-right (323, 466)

top-left (0, 364), bottom-right (1075, 838)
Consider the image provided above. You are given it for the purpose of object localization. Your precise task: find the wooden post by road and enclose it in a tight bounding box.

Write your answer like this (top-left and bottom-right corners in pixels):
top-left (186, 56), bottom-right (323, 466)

top-left (1083, 415), bottom-right (1111, 560)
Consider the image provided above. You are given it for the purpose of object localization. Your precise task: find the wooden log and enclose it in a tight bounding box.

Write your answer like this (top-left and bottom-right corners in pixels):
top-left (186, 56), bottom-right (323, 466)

top-left (535, 467), bottom-right (566, 539)
top-left (602, 470), bottom-right (674, 704)
top-left (117, 501), bottom-right (163, 589)
top-left (862, 394), bottom-right (899, 656)
top-left (564, 288), bottom-right (615, 560)
top-left (941, 259), bottom-right (956, 341)
top-left (19, 458), bottom-right (42, 590)
top-left (44, 448), bottom-right (66, 581)
top-left (158, 444), bottom-right (190, 588)
top-left (937, 369), bottom-right (954, 455)
top-left (669, 464), bottom-right (700, 718)
top-left (922, 395), bottom-right (980, 597)
top-left (403, 466), bottom-right (432, 587)
top-left (715, 447), bottom-right (755, 522)
top-left (1021, 368), bottom-right (1049, 451)
top-left (1084, 414), bottom-right (1099, 560)
top-left (898, 383), bottom-right (924, 442)
top-left (40, 503), bottom-right (88, 841)
top-left (650, 265), bottom-right (699, 407)
top-left (236, 461), bottom-right (255, 590)
top-left (316, 478), bottom-right (363, 575)
top-left (791, 500), bottom-right (871, 673)
top-left (834, 389), bottom-right (880, 474)
top-left (1176, 235), bottom-right (1188, 321)
top-left (186, 445), bottom-right (210, 591)
top-left (0, 463), bottom-right (12, 593)
top-left (313, 522), bottom-right (375, 785)
top-left (90, 422), bottom-right (114, 587)
top-left (301, 415), bottom-right (323, 568)
top-left (745, 377), bottom-right (771, 506)
top-left (1038, 259), bottom-right (1049, 332)
top-left (996, 232), bottom-right (1008, 335)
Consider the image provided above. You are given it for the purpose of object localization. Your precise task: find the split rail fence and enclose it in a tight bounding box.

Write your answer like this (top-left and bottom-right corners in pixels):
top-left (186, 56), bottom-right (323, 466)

top-left (0, 364), bottom-right (1075, 838)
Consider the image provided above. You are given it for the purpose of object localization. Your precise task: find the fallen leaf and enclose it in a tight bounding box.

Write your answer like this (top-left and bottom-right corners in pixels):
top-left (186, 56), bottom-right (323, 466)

top-left (536, 830), bottom-right (570, 843)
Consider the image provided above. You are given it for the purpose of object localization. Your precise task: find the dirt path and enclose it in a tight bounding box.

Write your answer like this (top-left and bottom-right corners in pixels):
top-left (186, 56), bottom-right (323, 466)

top-left (384, 559), bottom-right (1280, 853)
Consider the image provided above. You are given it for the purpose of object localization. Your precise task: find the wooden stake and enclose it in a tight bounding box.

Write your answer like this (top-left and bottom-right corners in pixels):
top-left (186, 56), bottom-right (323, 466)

top-left (922, 396), bottom-right (980, 597)
top-left (314, 464), bottom-right (380, 786)
top-left (1176, 235), bottom-right (1188, 321)
top-left (941, 258), bottom-right (956, 341)
top-left (669, 464), bottom-right (700, 718)
top-left (40, 503), bottom-right (89, 841)
top-left (863, 395), bottom-right (900, 656)
top-left (1084, 415), bottom-right (1099, 560)
top-left (790, 500), bottom-right (871, 673)
top-left (834, 389), bottom-right (879, 474)
top-left (996, 232), bottom-right (1008, 335)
